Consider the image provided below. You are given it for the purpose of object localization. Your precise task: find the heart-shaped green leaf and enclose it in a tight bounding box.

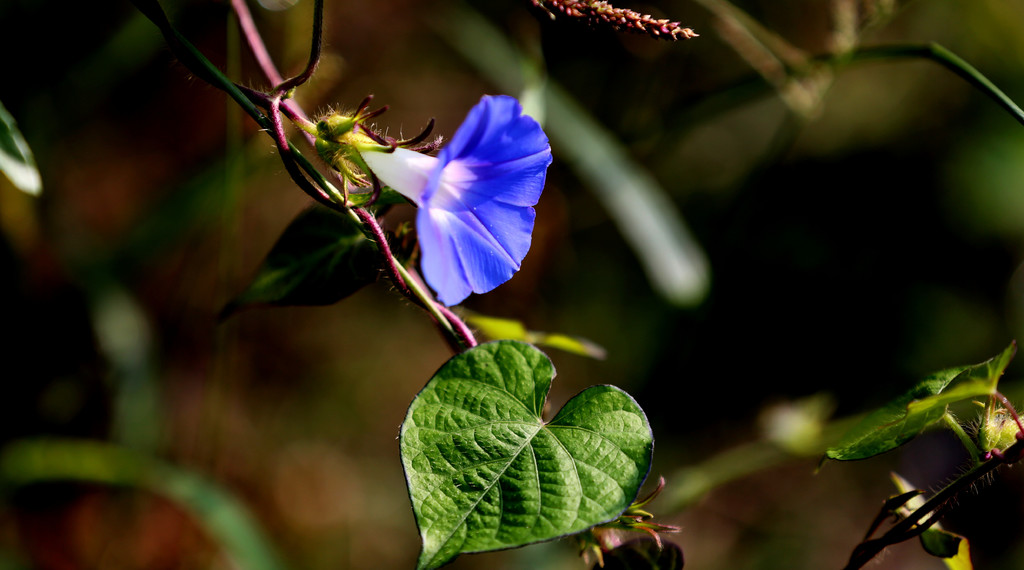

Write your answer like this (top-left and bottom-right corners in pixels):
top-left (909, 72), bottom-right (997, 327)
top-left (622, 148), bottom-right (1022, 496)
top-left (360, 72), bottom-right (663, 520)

top-left (826, 342), bottom-right (1015, 461)
top-left (221, 205), bottom-right (380, 318)
top-left (401, 341), bottom-right (653, 569)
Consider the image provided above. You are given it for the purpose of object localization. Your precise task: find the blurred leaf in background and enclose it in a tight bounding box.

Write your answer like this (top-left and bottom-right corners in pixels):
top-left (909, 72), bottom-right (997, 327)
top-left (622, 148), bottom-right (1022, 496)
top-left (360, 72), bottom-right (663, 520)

top-left (0, 100), bottom-right (41, 196)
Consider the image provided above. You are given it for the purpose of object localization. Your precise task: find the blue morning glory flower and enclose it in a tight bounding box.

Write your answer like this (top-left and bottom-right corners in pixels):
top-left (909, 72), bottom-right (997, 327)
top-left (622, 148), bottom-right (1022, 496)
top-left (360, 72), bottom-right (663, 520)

top-left (360, 95), bottom-right (552, 306)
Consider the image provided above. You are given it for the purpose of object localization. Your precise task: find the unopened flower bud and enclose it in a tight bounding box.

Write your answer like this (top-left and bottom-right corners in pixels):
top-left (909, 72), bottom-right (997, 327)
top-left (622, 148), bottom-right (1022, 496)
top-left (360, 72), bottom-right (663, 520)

top-left (317, 114), bottom-right (357, 142)
top-left (979, 405), bottom-right (1021, 453)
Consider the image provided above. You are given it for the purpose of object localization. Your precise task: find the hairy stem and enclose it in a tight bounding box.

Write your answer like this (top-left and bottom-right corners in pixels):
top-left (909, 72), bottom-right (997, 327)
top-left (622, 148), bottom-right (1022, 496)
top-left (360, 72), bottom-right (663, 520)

top-left (844, 437), bottom-right (1024, 569)
top-left (230, 0), bottom-right (317, 145)
top-left (437, 305), bottom-right (478, 348)
top-left (394, 262), bottom-right (466, 353)
top-left (350, 208), bottom-right (475, 352)
top-left (131, 0), bottom-right (268, 128)
top-left (351, 207), bottom-right (413, 297)
top-left (942, 412), bottom-right (981, 463)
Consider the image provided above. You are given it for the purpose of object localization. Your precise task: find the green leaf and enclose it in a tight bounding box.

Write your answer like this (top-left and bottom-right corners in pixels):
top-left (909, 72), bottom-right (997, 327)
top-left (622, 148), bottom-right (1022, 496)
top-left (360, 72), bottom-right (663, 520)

top-left (824, 367), bottom-right (964, 461)
top-left (401, 341), bottom-right (653, 569)
top-left (921, 528), bottom-right (972, 567)
top-left (0, 100), bottom-right (41, 195)
top-left (464, 313), bottom-right (607, 359)
top-left (827, 343), bottom-right (1016, 461)
top-left (222, 205), bottom-right (379, 317)
top-left (0, 438), bottom-right (287, 570)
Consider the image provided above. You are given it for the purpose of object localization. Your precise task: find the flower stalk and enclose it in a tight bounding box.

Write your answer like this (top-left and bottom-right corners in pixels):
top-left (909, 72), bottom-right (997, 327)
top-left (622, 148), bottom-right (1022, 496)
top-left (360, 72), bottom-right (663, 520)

top-left (531, 0), bottom-right (698, 40)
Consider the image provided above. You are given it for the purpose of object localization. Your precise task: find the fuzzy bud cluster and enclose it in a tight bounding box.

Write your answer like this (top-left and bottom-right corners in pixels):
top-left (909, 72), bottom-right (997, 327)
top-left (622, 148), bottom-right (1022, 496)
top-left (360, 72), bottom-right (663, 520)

top-left (313, 96), bottom-right (441, 194)
top-left (979, 405), bottom-right (1021, 454)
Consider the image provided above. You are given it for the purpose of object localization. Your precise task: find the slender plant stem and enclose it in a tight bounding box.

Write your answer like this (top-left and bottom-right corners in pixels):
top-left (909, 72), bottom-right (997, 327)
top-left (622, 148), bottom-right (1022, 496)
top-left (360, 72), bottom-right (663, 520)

top-left (274, 0), bottom-right (324, 93)
top-left (267, 97), bottom-right (290, 157)
top-left (230, 0), bottom-right (283, 85)
top-left (131, 0), bottom-right (334, 210)
top-left (391, 262), bottom-right (468, 352)
top-left (351, 207), bottom-right (413, 297)
top-left (437, 305), bottom-right (478, 348)
top-left (830, 43), bottom-right (1024, 127)
top-left (234, 85), bottom-right (318, 134)
top-left (133, 0), bottom-right (339, 210)
top-left (942, 412), bottom-right (980, 463)
top-left (860, 490), bottom-right (920, 542)
top-left (265, 97), bottom-right (343, 209)
top-left (349, 208), bottom-right (476, 351)
top-left (131, 0), bottom-right (268, 128)
top-left (230, 0), bottom-right (317, 145)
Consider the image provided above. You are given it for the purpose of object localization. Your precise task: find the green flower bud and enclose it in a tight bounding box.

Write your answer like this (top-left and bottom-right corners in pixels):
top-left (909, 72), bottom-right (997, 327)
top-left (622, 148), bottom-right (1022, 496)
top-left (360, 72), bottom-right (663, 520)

top-left (979, 404), bottom-right (1020, 453)
top-left (314, 136), bottom-right (365, 186)
top-left (316, 113), bottom-right (357, 142)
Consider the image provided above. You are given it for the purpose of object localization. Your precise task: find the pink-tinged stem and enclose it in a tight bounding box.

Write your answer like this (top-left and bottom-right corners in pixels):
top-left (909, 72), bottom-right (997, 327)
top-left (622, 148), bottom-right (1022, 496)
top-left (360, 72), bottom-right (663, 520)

top-left (437, 305), bottom-right (478, 348)
top-left (230, 0), bottom-right (283, 85)
top-left (353, 207), bottom-right (412, 297)
top-left (230, 0), bottom-right (317, 146)
top-left (228, 0), bottom-right (476, 353)
top-left (274, 0), bottom-right (324, 93)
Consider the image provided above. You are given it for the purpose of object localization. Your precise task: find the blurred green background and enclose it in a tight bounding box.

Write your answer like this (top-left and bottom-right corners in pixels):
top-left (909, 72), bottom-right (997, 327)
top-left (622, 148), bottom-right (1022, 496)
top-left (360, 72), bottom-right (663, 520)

top-left (2, 0), bottom-right (1024, 568)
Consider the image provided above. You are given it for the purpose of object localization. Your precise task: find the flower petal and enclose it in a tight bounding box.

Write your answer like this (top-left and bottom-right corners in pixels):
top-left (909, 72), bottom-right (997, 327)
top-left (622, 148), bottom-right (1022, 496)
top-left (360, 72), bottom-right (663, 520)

top-left (416, 95), bottom-right (551, 305)
top-left (359, 147), bottom-right (437, 206)
top-left (439, 96), bottom-right (551, 168)
top-left (425, 95), bottom-right (552, 207)
top-left (417, 196), bottom-right (537, 306)
top-left (358, 95), bottom-right (551, 306)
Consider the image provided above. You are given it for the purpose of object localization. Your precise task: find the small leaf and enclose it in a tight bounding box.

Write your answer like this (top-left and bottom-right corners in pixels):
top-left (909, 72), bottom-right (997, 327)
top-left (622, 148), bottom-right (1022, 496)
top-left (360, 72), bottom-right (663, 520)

top-left (920, 528), bottom-right (964, 558)
top-left (465, 313), bottom-right (607, 359)
top-left (222, 205), bottom-right (379, 317)
top-left (924, 529), bottom-right (973, 570)
top-left (825, 367), bottom-right (963, 461)
top-left (601, 538), bottom-right (685, 570)
top-left (826, 342), bottom-right (1015, 461)
top-left (401, 340), bottom-right (653, 569)
top-left (890, 473), bottom-right (973, 569)
top-left (0, 100), bottom-right (41, 195)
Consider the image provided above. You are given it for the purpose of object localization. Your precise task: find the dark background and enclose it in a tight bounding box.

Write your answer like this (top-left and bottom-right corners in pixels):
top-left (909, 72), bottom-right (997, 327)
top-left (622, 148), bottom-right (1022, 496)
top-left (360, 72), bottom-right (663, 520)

top-left (2, 0), bottom-right (1024, 568)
